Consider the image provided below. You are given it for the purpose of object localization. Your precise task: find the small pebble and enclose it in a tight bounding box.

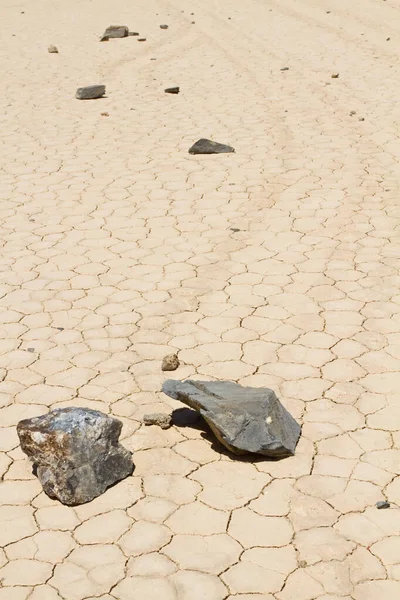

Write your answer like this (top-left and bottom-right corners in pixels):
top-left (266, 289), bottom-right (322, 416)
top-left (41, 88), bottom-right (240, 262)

top-left (129, 32), bottom-right (139, 36)
top-left (56, 327), bottom-right (64, 331)
top-left (280, 67), bottom-right (289, 71)
top-left (359, 117), bottom-right (365, 121)
top-left (101, 112), bottom-right (109, 117)
top-left (160, 24), bottom-right (169, 29)
top-left (162, 353), bottom-right (180, 372)
top-left (331, 73), bottom-right (339, 78)
top-left (350, 110), bottom-right (356, 116)
top-left (143, 413), bottom-right (172, 429)
top-left (27, 348), bottom-right (35, 353)
top-left (138, 38), bottom-right (146, 42)
top-left (48, 45), bottom-right (58, 54)
top-left (230, 228), bottom-right (240, 232)
top-left (386, 37), bottom-right (390, 41)
top-left (376, 500), bottom-right (390, 509)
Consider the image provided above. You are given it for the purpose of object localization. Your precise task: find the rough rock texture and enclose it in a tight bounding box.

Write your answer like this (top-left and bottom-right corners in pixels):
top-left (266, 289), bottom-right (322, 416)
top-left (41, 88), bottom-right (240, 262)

top-left (161, 353), bottom-right (180, 371)
top-left (160, 24), bottom-right (169, 29)
top-left (17, 407), bottom-right (133, 506)
top-left (162, 380), bottom-right (301, 457)
top-left (165, 86), bottom-right (180, 94)
top-left (189, 138), bottom-right (235, 154)
top-left (100, 25), bottom-right (129, 41)
top-left (48, 45), bottom-right (58, 53)
top-left (75, 85), bottom-right (106, 100)
top-left (143, 413), bottom-right (172, 429)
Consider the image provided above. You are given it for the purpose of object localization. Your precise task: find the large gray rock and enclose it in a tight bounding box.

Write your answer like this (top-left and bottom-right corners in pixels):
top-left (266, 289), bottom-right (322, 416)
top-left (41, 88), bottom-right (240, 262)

top-left (76, 85), bottom-right (106, 100)
top-left (162, 380), bottom-right (301, 458)
top-left (188, 139), bottom-right (235, 154)
top-left (17, 408), bottom-right (133, 505)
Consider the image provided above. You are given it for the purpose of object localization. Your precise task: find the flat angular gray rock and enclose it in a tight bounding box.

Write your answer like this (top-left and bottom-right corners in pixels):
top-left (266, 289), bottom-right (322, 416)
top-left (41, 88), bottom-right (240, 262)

top-left (189, 138), bottom-right (235, 155)
top-left (162, 380), bottom-right (301, 458)
top-left (100, 25), bottom-right (129, 41)
top-left (17, 407), bottom-right (133, 506)
top-left (76, 85), bottom-right (106, 100)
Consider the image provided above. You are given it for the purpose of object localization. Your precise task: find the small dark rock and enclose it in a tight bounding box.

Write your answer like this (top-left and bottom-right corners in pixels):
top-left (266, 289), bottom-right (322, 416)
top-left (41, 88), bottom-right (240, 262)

top-left (56, 327), bottom-right (64, 331)
top-left (376, 500), bottom-right (390, 509)
top-left (17, 407), bottom-right (133, 505)
top-left (48, 45), bottom-right (58, 54)
top-left (129, 32), bottom-right (139, 36)
top-left (350, 111), bottom-right (356, 116)
top-left (138, 38), bottom-right (146, 42)
top-left (160, 24), bottom-right (169, 29)
top-left (359, 117), bottom-right (365, 121)
top-left (191, 21), bottom-right (195, 24)
top-left (189, 139), bottom-right (235, 155)
top-left (27, 348), bottom-right (35, 353)
top-left (101, 112), bottom-right (109, 117)
top-left (298, 560), bottom-right (308, 568)
top-left (230, 228), bottom-right (240, 232)
top-left (76, 85), bottom-right (106, 100)
top-left (163, 380), bottom-right (301, 457)
top-left (100, 25), bottom-right (129, 41)
top-left (165, 86), bottom-right (180, 94)
top-left (331, 73), bottom-right (339, 78)
top-left (162, 353), bottom-right (180, 372)
top-left (280, 67), bottom-right (289, 71)
top-left (143, 413), bottom-right (172, 429)
top-left (387, 37), bottom-right (390, 41)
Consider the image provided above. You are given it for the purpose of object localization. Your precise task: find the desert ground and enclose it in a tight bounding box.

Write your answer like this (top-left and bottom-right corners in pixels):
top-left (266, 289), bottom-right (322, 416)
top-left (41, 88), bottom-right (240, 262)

top-left (1, 0), bottom-right (400, 598)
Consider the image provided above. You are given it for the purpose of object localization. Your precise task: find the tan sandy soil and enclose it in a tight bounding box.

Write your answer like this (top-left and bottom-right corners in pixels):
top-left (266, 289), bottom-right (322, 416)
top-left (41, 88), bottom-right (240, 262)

top-left (1, 0), bottom-right (400, 598)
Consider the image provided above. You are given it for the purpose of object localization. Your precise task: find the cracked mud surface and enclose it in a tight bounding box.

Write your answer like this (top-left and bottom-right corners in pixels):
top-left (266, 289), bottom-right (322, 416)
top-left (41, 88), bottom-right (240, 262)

top-left (1, 0), bottom-right (400, 598)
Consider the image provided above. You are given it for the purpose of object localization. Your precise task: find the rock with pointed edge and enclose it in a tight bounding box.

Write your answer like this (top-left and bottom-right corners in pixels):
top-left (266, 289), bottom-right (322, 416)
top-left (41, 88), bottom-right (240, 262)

top-left (188, 139), bottom-right (235, 155)
top-left (162, 380), bottom-right (301, 457)
top-left (100, 25), bottom-right (129, 41)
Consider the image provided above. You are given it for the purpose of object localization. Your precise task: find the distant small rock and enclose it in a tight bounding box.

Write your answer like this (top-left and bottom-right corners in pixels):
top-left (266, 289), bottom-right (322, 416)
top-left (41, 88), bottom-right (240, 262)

top-left (129, 32), bottom-right (139, 36)
top-left (160, 24), bottom-right (169, 29)
top-left (280, 67), bottom-right (289, 71)
top-left (376, 500), bottom-right (390, 509)
top-left (76, 85), bottom-right (106, 100)
top-left (189, 138), bottom-right (235, 155)
top-left (165, 86), bottom-right (180, 94)
top-left (162, 353), bottom-right (180, 372)
top-left (101, 112), bottom-right (109, 117)
top-left (331, 73), bottom-right (339, 78)
top-left (48, 45), bottom-right (58, 53)
top-left (359, 117), bottom-right (365, 121)
top-left (143, 413), bottom-right (172, 429)
top-left (138, 38), bottom-right (146, 42)
top-left (349, 111), bottom-right (356, 116)
top-left (230, 228), bottom-right (240, 233)
top-left (100, 25), bottom-right (129, 41)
